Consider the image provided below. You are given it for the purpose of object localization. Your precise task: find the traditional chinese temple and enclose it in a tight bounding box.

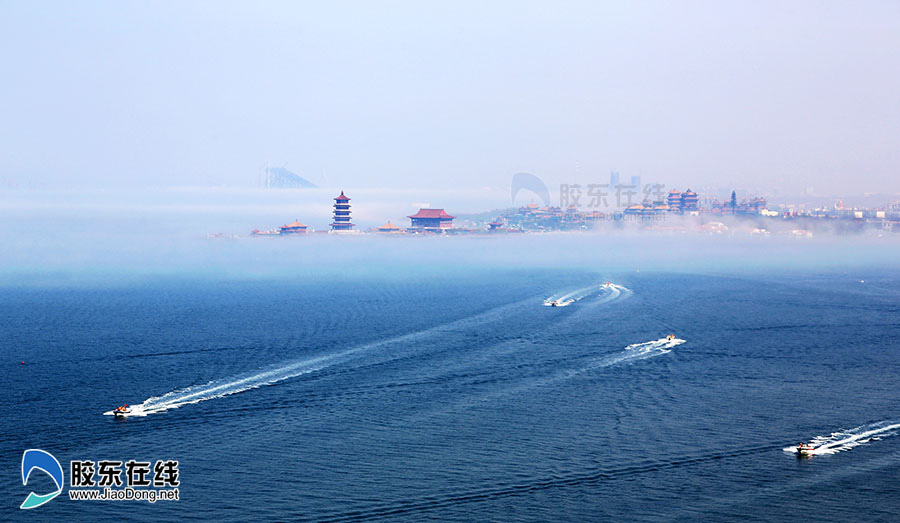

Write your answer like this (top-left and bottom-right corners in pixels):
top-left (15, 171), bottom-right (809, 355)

top-left (279, 220), bottom-right (308, 234)
top-left (564, 204), bottom-right (582, 221)
top-left (330, 191), bottom-right (354, 231)
top-left (408, 208), bottom-right (454, 231)
top-left (666, 189), bottom-right (682, 211)
top-left (376, 221), bottom-right (403, 233)
top-left (665, 189), bottom-right (700, 213)
top-left (681, 189), bottom-right (699, 211)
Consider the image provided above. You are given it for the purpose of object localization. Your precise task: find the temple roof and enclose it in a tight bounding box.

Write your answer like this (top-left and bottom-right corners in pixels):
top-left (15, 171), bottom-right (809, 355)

top-left (334, 191), bottom-right (350, 201)
top-left (408, 208), bottom-right (455, 219)
top-left (377, 221), bottom-right (400, 230)
top-left (281, 220), bottom-right (307, 228)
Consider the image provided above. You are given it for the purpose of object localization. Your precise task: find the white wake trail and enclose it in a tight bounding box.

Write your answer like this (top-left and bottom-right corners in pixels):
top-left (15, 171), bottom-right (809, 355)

top-left (106, 298), bottom-right (532, 417)
top-left (783, 421), bottom-right (900, 456)
top-left (539, 336), bottom-right (684, 387)
top-left (543, 282), bottom-right (631, 307)
top-left (593, 336), bottom-right (684, 368)
top-left (104, 350), bottom-right (359, 417)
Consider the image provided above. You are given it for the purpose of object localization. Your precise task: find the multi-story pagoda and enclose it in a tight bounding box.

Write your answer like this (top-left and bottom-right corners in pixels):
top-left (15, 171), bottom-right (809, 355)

top-left (681, 189), bottom-right (699, 211)
top-left (330, 191), bottom-right (354, 231)
top-left (666, 189), bottom-right (683, 212)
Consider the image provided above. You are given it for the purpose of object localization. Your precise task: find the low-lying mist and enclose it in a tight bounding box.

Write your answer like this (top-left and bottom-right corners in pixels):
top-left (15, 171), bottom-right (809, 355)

top-left (2, 187), bottom-right (898, 286)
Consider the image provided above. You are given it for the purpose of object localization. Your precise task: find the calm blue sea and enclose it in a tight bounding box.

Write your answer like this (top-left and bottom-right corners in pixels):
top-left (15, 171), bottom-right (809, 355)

top-left (3, 269), bottom-right (900, 521)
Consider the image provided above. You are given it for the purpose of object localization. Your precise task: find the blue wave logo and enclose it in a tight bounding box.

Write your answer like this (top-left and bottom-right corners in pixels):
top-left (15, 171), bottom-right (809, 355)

top-left (20, 449), bottom-right (64, 509)
top-left (510, 172), bottom-right (550, 207)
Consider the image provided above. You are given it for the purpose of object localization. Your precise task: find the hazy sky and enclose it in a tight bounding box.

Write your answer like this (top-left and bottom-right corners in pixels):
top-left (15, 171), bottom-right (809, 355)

top-left (1, 1), bottom-right (898, 196)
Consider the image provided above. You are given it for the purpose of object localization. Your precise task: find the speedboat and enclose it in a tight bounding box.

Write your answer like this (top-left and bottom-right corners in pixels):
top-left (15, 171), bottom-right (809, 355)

top-left (666, 334), bottom-right (676, 341)
top-left (550, 300), bottom-right (559, 307)
top-left (113, 405), bottom-right (132, 418)
top-left (796, 443), bottom-right (815, 456)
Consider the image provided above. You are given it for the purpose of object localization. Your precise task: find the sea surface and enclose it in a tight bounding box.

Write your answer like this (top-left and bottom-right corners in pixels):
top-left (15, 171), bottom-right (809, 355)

top-left (3, 269), bottom-right (900, 521)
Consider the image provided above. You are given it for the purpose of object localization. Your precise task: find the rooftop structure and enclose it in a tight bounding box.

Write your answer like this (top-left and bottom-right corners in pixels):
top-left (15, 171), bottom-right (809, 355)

top-left (667, 190), bottom-right (682, 212)
top-left (624, 204), bottom-right (645, 216)
top-left (682, 189), bottom-right (699, 211)
top-left (665, 189), bottom-right (700, 213)
top-left (279, 220), bottom-right (308, 234)
top-left (376, 221), bottom-right (403, 234)
top-left (408, 208), bottom-right (455, 232)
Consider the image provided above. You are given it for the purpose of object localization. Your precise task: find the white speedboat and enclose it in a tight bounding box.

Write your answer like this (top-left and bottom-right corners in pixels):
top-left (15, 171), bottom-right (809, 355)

top-left (113, 405), bottom-right (132, 418)
top-left (796, 443), bottom-right (815, 456)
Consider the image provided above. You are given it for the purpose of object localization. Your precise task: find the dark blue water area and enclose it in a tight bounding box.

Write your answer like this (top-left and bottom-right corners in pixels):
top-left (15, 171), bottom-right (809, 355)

top-left (2, 268), bottom-right (900, 521)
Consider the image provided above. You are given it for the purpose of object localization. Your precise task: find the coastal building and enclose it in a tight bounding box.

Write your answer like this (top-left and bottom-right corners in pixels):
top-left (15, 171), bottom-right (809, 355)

top-left (408, 208), bottom-right (455, 232)
top-left (664, 189), bottom-right (699, 213)
top-left (667, 190), bottom-right (682, 212)
top-left (564, 204), bottom-right (582, 221)
top-left (623, 204), bottom-right (645, 216)
top-left (518, 202), bottom-right (541, 215)
top-left (741, 196), bottom-right (768, 214)
top-left (652, 202), bottom-right (670, 214)
top-left (330, 191), bottom-right (354, 232)
top-left (681, 189), bottom-right (699, 211)
top-left (376, 221), bottom-right (403, 234)
top-left (279, 220), bottom-right (308, 234)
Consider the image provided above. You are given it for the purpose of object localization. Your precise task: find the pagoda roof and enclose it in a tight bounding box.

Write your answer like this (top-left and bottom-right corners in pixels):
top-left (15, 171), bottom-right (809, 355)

top-left (408, 208), bottom-right (455, 219)
top-left (281, 220), bottom-right (307, 228)
top-left (334, 191), bottom-right (350, 201)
